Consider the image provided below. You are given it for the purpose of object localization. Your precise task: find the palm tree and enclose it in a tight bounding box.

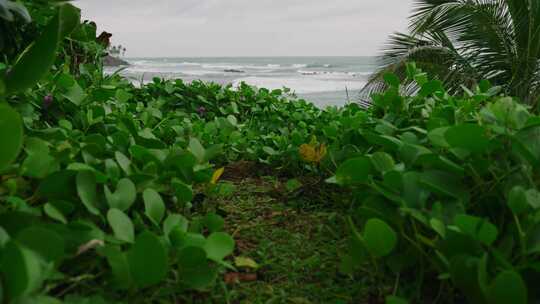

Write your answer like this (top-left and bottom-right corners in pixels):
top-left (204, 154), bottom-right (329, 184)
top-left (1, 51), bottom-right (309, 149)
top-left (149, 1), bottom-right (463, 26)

top-left (362, 0), bottom-right (540, 107)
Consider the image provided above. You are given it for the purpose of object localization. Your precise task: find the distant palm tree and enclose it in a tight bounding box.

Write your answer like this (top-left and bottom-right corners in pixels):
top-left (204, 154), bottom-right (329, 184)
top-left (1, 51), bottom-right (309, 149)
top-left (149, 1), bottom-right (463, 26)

top-left (362, 0), bottom-right (540, 107)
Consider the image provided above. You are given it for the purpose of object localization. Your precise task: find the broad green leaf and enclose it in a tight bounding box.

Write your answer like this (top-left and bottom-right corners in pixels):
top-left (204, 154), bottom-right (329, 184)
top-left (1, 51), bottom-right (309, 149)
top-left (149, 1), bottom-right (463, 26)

top-left (172, 179), bottom-right (193, 204)
top-left (115, 151), bottom-right (132, 175)
top-left (178, 246), bottom-right (216, 289)
top-left (508, 186), bottom-right (528, 214)
top-left (454, 214), bottom-right (498, 246)
top-left (62, 80), bottom-right (86, 105)
top-left (445, 124), bottom-right (489, 154)
top-left (163, 213), bottom-right (189, 237)
top-left (104, 178), bottom-right (136, 211)
top-left (383, 73), bottom-right (400, 87)
top-left (370, 152), bottom-right (395, 173)
top-left (430, 218), bottom-right (446, 238)
top-left (525, 189), bottom-right (540, 209)
top-left (0, 241), bottom-right (42, 299)
top-left (127, 231), bottom-right (169, 288)
top-left (449, 256), bottom-right (485, 303)
top-left (43, 203), bottom-right (68, 224)
top-left (76, 171), bottom-right (100, 215)
top-left (0, 103), bottom-right (23, 171)
top-left (420, 170), bottom-right (468, 200)
top-left (335, 157), bottom-right (372, 185)
top-left (101, 246), bottom-right (131, 289)
top-left (363, 218), bottom-right (397, 257)
top-left (204, 213), bottom-right (224, 233)
top-left (487, 271), bottom-right (527, 304)
top-left (428, 127), bottom-right (450, 148)
top-left (21, 138), bottom-right (56, 178)
top-left (107, 209), bottom-right (134, 243)
top-left (143, 189), bottom-right (165, 225)
top-left (188, 138), bottom-right (206, 163)
top-left (204, 232), bottom-right (234, 262)
top-left (5, 4), bottom-right (80, 94)
top-left (418, 80), bottom-right (444, 97)
top-left (17, 227), bottom-right (64, 262)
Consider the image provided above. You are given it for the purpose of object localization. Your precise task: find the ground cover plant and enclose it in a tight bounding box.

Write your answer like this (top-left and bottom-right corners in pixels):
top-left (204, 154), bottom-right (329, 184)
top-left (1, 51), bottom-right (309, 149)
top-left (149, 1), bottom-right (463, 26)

top-left (1, 1), bottom-right (540, 304)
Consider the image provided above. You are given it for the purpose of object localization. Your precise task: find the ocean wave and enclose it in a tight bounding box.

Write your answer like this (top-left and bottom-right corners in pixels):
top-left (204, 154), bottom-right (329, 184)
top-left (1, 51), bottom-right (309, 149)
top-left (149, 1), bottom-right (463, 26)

top-left (305, 63), bottom-right (333, 68)
top-left (297, 70), bottom-right (358, 78)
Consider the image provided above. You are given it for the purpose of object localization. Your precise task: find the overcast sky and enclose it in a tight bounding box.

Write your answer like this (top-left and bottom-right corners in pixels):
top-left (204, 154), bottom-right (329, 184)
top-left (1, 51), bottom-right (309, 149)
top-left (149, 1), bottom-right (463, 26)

top-left (76, 0), bottom-right (414, 57)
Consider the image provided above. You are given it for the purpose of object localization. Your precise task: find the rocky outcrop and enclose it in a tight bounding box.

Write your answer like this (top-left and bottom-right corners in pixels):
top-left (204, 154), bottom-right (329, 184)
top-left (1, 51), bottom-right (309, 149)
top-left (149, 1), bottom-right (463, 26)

top-left (103, 55), bottom-right (129, 67)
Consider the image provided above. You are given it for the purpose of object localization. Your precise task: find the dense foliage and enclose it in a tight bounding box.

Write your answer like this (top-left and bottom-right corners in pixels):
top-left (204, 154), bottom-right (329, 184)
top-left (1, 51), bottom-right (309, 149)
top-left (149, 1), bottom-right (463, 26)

top-left (1, 1), bottom-right (540, 303)
top-left (337, 65), bottom-right (540, 303)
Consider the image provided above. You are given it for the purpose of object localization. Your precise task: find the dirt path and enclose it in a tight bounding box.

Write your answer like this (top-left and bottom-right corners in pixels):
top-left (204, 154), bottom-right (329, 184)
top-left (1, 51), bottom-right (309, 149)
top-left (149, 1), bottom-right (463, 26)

top-left (202, 177), bottom-right (368, 304)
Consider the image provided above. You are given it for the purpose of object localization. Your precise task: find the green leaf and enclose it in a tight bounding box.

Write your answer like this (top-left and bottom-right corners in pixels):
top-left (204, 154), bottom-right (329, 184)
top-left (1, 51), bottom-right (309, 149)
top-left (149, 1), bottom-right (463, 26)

top-left (204, 213), bottom-right (224, 233)
top-left (445, 124), bottom-right (489, 154)
top-left (335, 157), bottom-right (372, 185)
top-left (487, 271), bottom-right (527, 304)
top-left (17, 227), bottom-right (64, 262)
top-left (386, 296), bottom-right (409, 304)
top-left (127, 231), bottom-right (169, 288)
top-left (188, 138), bottom-right (206, 163)
top-left (363, 218), bottom-right (397, 257)
top-left (262, 146), bottom-right (279, 156)
top-left (43, 203), bottom-right (67, 224)
top-left (163, 213), bottom-right (189, 237)
top-left (418, 80), bottom-right (444, 97)
top-left (115, 151), bottom-right (132, 175)
top-left (101, 246), bottom-right (131, 289)
top-left (21, 138), bottom-right (56, 178)
top-left (430, 218), bottom-right (446, 238)
top-left (76, 171), bottom-right (100, 215)
top-left (105, 178), bottom-right (137, 211)
top-left (370, 152), bottom-right (395, 173)
top-left (383, 73), bottom-right (400, 87)
top-left (143, 189), bottom-right (165, 225)
top-left (172, 179), bottom-right (193, 204)
top-left (5, 4), bottom-right (80, 94)
top-left (420, 170), bottom-right (468, 200)
top-left (525, 189), bottom-right (540, 209)
top-left (178, 246), bottom-right (217, 289)
top-left (454, 214), bottom-right (498, 246)
top-left (62, 80), bottom-right (86, 105)
top-left (204, 232), bottom-right (234, 262)
top-left (508, 186), bottom-right (528, 214)
top-left (107, 209), bottom-right (134, 243)
top-left (0, 103), bottom-right (23, 171)
top-left (0, 241), bottom-right (42, 299)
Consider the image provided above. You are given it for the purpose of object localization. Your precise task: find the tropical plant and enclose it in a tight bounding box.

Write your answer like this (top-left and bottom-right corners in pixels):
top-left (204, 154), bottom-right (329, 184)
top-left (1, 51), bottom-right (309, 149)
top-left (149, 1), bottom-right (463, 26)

top-left (363, 0), bottom-right (540, 109)
top-left (338, 64), bottom-right (540, 303)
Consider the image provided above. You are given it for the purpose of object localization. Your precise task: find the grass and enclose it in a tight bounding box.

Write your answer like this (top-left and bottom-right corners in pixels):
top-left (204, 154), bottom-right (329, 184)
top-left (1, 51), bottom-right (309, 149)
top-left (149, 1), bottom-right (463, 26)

top-left (192, 169), bottom-right (371, 304)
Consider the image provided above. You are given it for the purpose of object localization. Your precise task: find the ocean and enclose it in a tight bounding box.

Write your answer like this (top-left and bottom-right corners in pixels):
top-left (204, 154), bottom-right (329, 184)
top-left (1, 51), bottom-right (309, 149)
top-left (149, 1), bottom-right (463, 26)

top-left (109, 57), bottom-right (377, 107)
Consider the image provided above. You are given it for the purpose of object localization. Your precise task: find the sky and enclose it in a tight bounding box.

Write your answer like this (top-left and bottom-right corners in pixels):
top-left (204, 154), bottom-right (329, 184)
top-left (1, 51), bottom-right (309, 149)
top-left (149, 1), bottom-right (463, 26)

top-left (76, 0), bottom-right (414, 58)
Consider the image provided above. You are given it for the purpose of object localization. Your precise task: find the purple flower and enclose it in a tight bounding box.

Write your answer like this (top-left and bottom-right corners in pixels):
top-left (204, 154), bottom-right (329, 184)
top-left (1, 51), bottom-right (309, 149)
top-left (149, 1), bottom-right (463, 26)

top-left (197, 106), bottom-right (207, 116)
top-left (43, 94), bottom-right (53, 108)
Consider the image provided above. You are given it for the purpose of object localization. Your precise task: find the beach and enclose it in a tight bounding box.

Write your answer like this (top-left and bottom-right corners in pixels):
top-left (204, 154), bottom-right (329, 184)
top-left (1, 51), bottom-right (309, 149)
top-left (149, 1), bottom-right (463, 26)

top-left (107, 56), bottom-right (376, 107)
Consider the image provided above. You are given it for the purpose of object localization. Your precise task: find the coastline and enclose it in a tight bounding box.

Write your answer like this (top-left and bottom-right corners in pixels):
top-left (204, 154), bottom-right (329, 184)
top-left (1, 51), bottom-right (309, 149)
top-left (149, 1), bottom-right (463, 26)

top-left (104, 56), bottom-right (374, 107)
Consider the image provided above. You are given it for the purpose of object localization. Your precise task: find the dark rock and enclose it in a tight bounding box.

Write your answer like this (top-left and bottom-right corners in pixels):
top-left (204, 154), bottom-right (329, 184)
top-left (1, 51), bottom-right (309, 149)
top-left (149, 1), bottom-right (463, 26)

top-left (224, 69), bottom-right (245, 73)
top-left (103, 55), bottom-right (129, 67)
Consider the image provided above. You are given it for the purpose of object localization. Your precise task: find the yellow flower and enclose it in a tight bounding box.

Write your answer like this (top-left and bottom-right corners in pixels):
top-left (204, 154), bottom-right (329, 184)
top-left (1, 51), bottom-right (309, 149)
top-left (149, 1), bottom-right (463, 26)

top-left (299, 143), bottom-right (327, 163)
top-left (211, 167), bottom-right (225, 184)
